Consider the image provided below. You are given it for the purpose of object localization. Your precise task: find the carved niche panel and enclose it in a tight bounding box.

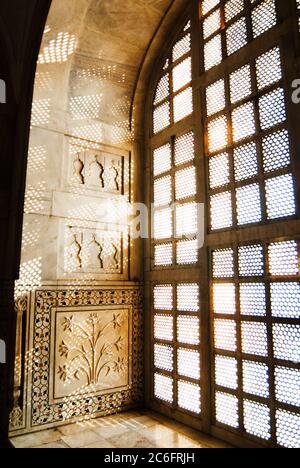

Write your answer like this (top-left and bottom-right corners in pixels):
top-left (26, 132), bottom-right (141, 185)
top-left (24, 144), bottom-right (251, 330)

top-left (51, 306), bottom-right (131, 402)
top-left (70, 150), bottom-right (124, 194)
top-left (63, 226), bottom-right (123, 277)
top-left (9, 286), bottom-right (143, 434)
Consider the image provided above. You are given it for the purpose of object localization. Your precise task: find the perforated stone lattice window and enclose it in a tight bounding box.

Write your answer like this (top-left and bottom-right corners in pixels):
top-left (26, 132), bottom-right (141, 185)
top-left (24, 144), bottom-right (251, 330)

top-left (213, 248), bottom-right (235, 278)
top-left (154, 315), bottom-right (174, 342)
top-left (178, 381), bottom-right (201, 414)
top-left (150, 2), bottom-right (299, 447)
top-left (154, 373), bottom-right (173, 404)
top-left (177, 316), bottom-right (200, 345)
top-left (178, 348), bottom-right (201, 380)
top-left (215, 355), bottom-right (238, 390)
top-left (252, 0), bottom-right (277, 39)
top-left (215, 392), bottom-right (239, 428)
top-left (209, 152), bottom-right (230, 189)
top-left (244, 400), bottom-right (271, 440)
top-left (211, 238), bottom-right (300, 446)
top-left (176, 239), bottom-right (198, 265)
top-left (154, 344), bottom-right (174, 372)
top-left (243, 361), bottom-right (270, 398)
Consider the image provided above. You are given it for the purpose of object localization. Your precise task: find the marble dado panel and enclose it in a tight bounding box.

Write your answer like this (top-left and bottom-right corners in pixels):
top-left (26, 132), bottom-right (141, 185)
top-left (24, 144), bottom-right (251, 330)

top-left (9, 285), bottom-right (143, 435)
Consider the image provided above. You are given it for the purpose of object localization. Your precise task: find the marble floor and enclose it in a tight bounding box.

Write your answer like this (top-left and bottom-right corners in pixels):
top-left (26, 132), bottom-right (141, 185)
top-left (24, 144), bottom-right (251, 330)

top-left (10, 410), bottom-right (233, 449)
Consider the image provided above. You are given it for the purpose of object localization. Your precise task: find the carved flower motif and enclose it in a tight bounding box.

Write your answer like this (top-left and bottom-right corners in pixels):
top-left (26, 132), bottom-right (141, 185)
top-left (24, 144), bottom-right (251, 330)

top-left (114, 337), bottom-right (125, 352)
top-left (112, 314), bottom-right (122, 330)
top-left (58, 341), bottom-right (69, 358)
top-left (113, 357), bottom-right (126, 373)
top-left (58, 365), bottom-right (68, 382)
top-left (89, 313), bottom-right (100, 325)
top-left (62, 316), bottom-right (74, 333)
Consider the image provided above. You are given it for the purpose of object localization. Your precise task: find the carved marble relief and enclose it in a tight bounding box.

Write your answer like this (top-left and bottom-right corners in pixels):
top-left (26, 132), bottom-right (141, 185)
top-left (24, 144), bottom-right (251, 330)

top-left (53, 307), bottom-right (130, 401)
top-left (9, 286), bottom-right (143, 435)
top-left (70, 150), bottom-right (123, 194)
top-left (64, 226), bottom-right (122, 275)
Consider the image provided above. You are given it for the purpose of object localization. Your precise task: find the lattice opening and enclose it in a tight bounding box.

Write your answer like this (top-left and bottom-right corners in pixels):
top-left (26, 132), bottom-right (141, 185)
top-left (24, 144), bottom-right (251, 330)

top-left (154, 176), bottom-right (172, 207)
top-left (268, 241), bottom-right (299, 276)
top-left (209, 152), bottom-right (230, 189)
top-left (177, 239), bottom-right (198, 265)
top-left (244, 400), bottom-right (271, 440)
top-left (262, 130), bottom-right (291, 173)
top-left (154, 243), bottom-right (173, 267)
top-left (210, 192), bottom-right (233, 230)
top-left (177, 316), bottom-right (200, 345)
top-left (208, 115), bottom-right (228, 153)
top-left (225, 0), bottom-right (244, 22)
top-left (271, 283), bottom-right (300, 319)
top-left (177, 283), bottom-right (200, 312)
top-left (175, 167), bottom-right (197, 200)
top-left (176, 202), bottom-right (198, 237)
top-left (276, 410), bottom-right (300, 449)
top-left (202, 0), bottom-right (220, 16)
top-left (234, 142), bottom-right (258, 182)
top-left (173, 87), bottom-right (193, 123)
top-left (256, 47), bottom-right (282, 91)
top-left (259, 88), bottom-right (286, 130)
top-left (215, 355), bottom-right (238, 389)
top-left (275, 367), bottom-right (300, 407)
top-left (238, 244), bottom-right (264, 277)
top-left (232, 102), bottom-right (256, 143)
top-left (252, 0), bottom-right (277, 39)
top-left (172, 34), bottom-right (191, 62)
top-left (154, 285), bottom-right (173, 311)
top-left (154, 373), bottom-right (173, 403)
top-left (173, 58), bottom-right (192, 92)
top-left (230, 65), bottom-right (252, 104)
top-left (243, 361), bottom-right (270, 398)
top-left (236, 184), bottom-right (262, 225)
top-left (213, 283), bottom-right (236, 314)
top-left (175, 132), bottom-right (195, 165)
top-left (204, 8), bottom-right (221, 39)
top-left (226, 17), bottom-right (248, 55)
top-left (178, 348), bottom-right (201, 380)
top-left (154, 74), bottom-right (170, 105)
top-left (240, 283), bottom-right (267, 316)
top-left (265, 174), bottom-right (296, 220)
top-left (273, 324), bottom-right (300, 362)
top-left (153, 102), bottom-right (170, 134)
top-left (206, 79), bottom-right (226, 116)
top-left (154, 315), bottom-right (174, 342)
top-left (212, 248), bottom-right (235, 278)
top-left (178, 381), bottom-right (201, 414)
top-left (154, 344), bottom-right (174, 372)
top-left (241, 322), bottom-right (268, 357)
top-left (153, 143), bottom-right (172, 177)
top-left (215, 392), bottom-right (239, 428)
top-left (214, 319), bottom-right (237, 351)
top-left (154, 208), bottom-right (173, 240)
top-left (204, 34), bottom-right (223, 71)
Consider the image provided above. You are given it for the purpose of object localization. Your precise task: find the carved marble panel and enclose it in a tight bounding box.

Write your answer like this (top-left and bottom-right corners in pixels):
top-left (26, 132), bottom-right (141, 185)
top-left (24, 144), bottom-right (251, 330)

top-left (57, 223), bottom-right (127, 280)
top-left (51, 306), bottom-right (131, 402)
top-left (9, 285), bottom-right (143, 435)
top-left (68, 148), bottom-right (126, 195)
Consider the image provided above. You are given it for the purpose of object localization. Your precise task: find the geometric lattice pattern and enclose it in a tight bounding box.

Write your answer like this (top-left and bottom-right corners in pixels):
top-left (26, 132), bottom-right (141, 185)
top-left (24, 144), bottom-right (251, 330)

top-left (150, 1), bottom-right (299, 449)
top-left (212, 239), bottom-right (300, 446)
